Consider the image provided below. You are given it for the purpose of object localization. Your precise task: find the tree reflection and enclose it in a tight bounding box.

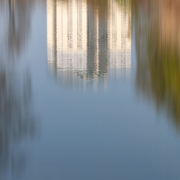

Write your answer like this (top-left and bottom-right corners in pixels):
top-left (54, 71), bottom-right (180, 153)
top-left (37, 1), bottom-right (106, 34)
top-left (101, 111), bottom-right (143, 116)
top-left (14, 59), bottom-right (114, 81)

top-left (0, 0), bottom-right (35, 59)
top-left (0, 68), bottom-right (36, 178)
top-left (0, 0), bottom-right (38, 178)
top-left (133, 0), bottom-right (180, 129)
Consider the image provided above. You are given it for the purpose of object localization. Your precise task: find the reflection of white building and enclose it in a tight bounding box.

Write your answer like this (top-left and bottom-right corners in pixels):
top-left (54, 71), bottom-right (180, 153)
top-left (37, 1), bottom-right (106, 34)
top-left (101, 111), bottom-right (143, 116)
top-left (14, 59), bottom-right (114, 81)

top-left (47, 0), bottom-right (131, 85)
top-left (47, 0), bottom-right (87, 70)
top-left (108, 1), bottom-right (131, 68)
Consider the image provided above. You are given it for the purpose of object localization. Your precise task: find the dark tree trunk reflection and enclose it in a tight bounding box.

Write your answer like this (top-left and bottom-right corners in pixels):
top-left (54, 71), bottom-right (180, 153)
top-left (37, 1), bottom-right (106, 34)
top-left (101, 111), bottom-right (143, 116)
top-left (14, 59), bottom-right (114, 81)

top-left (0, 0), bottom-right (41, 178)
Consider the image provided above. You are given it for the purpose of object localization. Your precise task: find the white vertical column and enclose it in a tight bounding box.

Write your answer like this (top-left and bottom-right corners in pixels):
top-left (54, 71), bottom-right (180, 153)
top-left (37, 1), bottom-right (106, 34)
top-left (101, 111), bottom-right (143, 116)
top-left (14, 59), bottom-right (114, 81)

top-left (47, 0), bottom-right (56, 63)
top-left (81, 0), bottom-right (87, 70)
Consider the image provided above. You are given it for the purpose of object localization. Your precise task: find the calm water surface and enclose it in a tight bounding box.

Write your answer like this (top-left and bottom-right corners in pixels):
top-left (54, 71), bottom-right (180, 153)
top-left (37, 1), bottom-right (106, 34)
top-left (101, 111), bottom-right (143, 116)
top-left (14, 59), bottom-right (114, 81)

top-left (0, 0), bottom-right (180, 179)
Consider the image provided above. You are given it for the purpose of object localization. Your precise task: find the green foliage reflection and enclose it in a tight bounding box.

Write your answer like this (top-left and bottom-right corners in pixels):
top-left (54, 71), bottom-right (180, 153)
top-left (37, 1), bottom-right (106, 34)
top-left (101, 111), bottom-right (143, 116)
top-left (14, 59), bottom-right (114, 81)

top-left (133, 0), bottom-right (180, 129)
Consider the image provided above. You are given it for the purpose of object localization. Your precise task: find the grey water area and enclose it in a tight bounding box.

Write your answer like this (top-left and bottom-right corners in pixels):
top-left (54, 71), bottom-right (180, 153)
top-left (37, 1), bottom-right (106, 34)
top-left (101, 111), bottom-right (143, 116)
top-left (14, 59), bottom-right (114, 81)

top-left (0, 0), bottom-right (180, 180)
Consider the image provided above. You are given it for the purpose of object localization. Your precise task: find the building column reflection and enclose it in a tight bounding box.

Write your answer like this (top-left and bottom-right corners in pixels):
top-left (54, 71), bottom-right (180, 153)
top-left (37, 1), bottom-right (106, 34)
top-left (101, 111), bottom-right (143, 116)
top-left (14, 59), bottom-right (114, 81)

top-left (47, 0), bottom-right (131, 89)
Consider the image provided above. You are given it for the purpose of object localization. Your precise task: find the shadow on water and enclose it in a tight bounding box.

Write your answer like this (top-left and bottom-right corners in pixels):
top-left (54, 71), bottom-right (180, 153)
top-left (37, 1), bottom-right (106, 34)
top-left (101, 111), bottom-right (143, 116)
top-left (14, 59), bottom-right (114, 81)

top-left (132, 0), bottom-right (180, 130)
top-left (0, 0), bottom-right (38, 179)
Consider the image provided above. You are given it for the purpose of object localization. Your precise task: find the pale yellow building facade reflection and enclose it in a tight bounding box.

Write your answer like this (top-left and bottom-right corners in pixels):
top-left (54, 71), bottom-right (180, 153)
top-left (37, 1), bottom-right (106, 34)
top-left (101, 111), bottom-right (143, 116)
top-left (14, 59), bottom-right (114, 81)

top-left (47, 0), bottom-right (131, 86)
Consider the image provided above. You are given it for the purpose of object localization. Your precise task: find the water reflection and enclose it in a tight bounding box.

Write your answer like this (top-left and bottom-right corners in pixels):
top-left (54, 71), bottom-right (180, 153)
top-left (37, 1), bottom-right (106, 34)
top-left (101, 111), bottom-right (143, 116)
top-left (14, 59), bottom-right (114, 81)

top-left (0, 68), bottom-right (36, 179)
top-left (133, 0), bottom-right (180, 129)
top-left (0, 0), bottom-right (38, 178)
top-left (0, 0), bottom-right (36, 60)
top-left (47, 0), bottom-right (131, 89)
